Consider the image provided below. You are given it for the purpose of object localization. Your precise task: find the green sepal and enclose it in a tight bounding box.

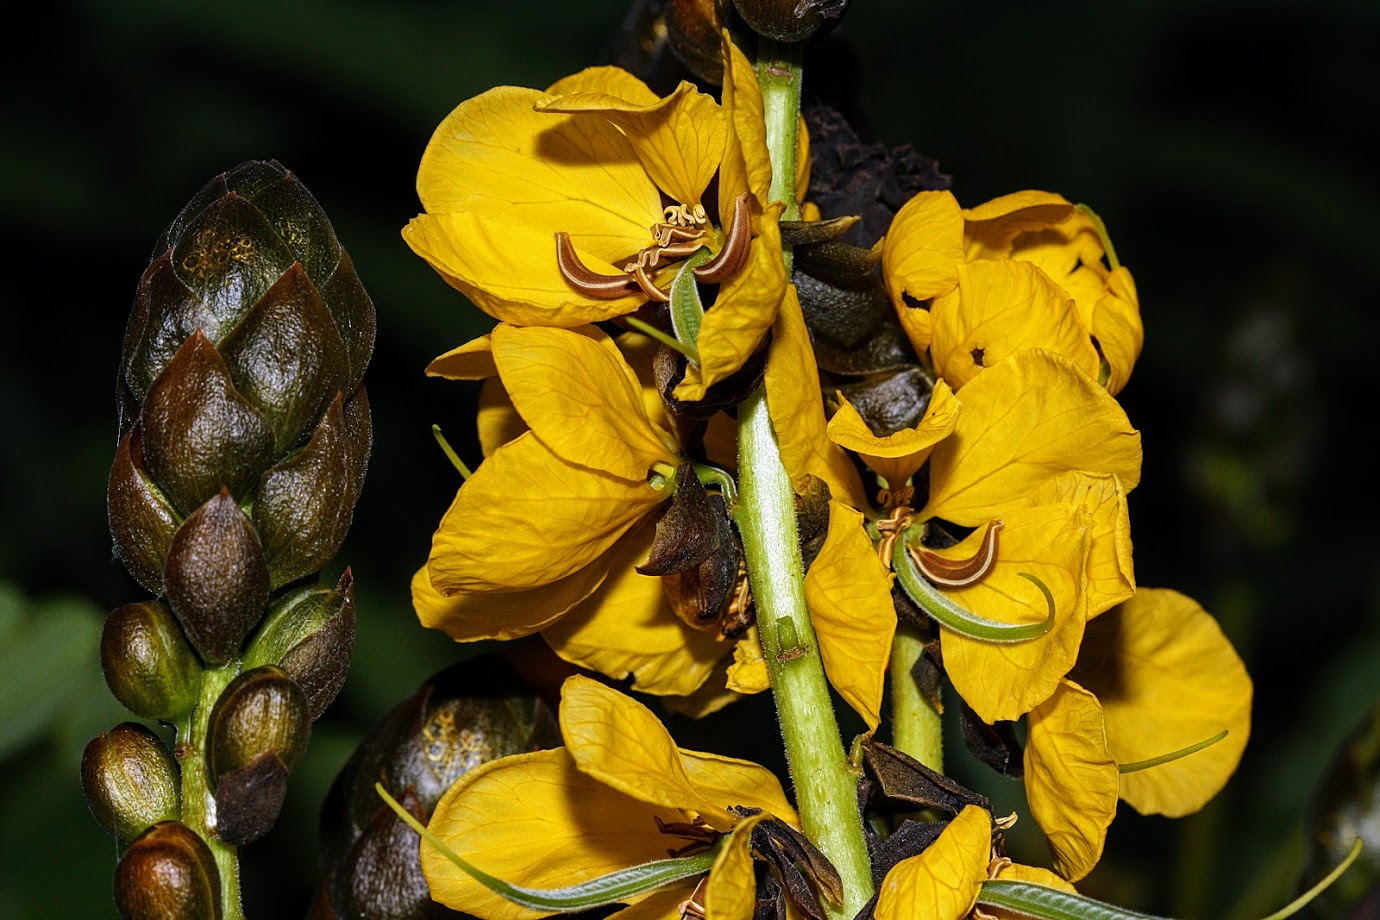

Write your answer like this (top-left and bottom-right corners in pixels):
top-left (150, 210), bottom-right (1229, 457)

top-left (376, 783), bottom-right (722, 911)
top-left (891, 538), bottom-right (1054, 643)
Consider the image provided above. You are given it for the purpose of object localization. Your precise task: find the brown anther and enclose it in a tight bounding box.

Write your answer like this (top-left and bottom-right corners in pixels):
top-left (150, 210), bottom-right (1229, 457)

top-left (986, 855), bottom-right (1013, 880)
top-left (694, 193), bottom-right (753, 285)
top-left (877, 485), bottom-right (915, 510)
top-left (677, 876), bottom-right (710, 920)
top-left (874, 505), bottom-right (915, 566)
top-left (910, 519), bottom-right (1004, 588)
top-left (631, 261), bottom-right (671, 302)
top-left (994, 811), bottom-right (1018, 830)
top-left (555, 232), bottom-right (641, 299)
top-left (721, 563), bottom-right (754, 641)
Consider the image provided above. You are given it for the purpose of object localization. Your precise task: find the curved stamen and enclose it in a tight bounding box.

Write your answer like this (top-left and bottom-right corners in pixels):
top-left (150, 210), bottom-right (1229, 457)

top-left (631, 261), bottom-right (671, 302)
top-left (555, 232), bottom-right (640, 299)
top-left (912, 520), bottom-right (1004, 588)
top-left (695, 194), bottom-right (753, 284)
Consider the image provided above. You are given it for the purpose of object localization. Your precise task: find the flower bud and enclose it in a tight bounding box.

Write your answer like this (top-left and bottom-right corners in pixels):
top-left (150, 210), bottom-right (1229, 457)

top-left (108, 426), bottom-right (180, 595)
top-left (732, 0), bottom-right (848, 43)
top-left (81, 723), bottom-right (180, 842)
top-left (244, 570), bottom-right (356, 720)
top-left (207, 665), bottom-right (311, 785)
top-left (214, 751), bottom-right (291, 847)
top-left (328, 786), bottom-right (445, 920)
top-left (101, 600), bottom-right (201, 720)
top-left (162, 489), bottom-right (270, 665)
top-left (114, 821), bottom-right (220, 920)
top-left (666, 0), bottom-right (729, 84)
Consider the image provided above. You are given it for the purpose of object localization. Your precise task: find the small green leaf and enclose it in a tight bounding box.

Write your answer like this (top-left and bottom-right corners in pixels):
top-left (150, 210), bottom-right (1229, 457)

top-left (376, 783), bottom-right (720, 911)
top-left (892, 540), bottom-right (1054, 643)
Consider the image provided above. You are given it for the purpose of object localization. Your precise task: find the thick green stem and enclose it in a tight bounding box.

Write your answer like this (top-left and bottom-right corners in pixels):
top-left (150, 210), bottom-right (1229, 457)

top-left (737, 36), bottom-right (873, 920)
top-left (176, 663), bottom-right (244, 920)
top-left (889, 624), bottom-right (943, 772)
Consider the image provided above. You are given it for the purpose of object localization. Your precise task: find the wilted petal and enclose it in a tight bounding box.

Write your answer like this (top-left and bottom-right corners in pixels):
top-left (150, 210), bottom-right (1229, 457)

top-left (883, 191), bottom-right (964, 310)
top-left (924, 349), bottom-right (1141, 528)
top-left (805, 501), bottom-right (897, 729)
top-left (875, 804), bottom-right (991, 920)
top-left (1071, 589), bottom-right (1252, 818)
top-left (827, 379), bottom-right (960, 488)
top-left (1028, 471), bottom-right (1135, 618)
top-left (929, 260), bottom-right (1100, 389)
top-left (1024, 679), bottom-right (1118, 882)
top-left (719, 36), bottom-right (773, 212)
top-left (940, 503), bottom-right (1091, 723)
top-left (962, 190), bottom-right (1074, 260)
top-left (704, 815), bottom-right (765, 920)
top-left (411, 558), bottom-right (611, 643)
top-left (1093, 267), bottom-right (1143, 396)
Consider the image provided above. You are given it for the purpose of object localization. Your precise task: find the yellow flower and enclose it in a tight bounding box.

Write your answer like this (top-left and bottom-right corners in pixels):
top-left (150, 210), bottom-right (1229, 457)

top-left (413, 324), bottom-right (738, 697)
top-left (403, 38), bottom-right (785, 399)
top-left (1023, 588), bottom-right (1253, 880)
top-left (881, 190), bottom-right (1143, 394)
top-left (423, 675), bottom-right (798, 920)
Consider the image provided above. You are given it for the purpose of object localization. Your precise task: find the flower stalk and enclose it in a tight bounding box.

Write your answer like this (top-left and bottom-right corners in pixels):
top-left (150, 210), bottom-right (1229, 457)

top-left (736, 35), bottom-right (874, 920)
top-left (890, 623), bottom-right (944, 772)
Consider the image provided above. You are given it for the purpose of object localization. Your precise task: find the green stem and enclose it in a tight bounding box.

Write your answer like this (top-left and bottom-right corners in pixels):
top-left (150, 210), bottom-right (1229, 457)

top-left (176, 663), bottom-right (244, 920)
top-left (738, 36), bottom-right (873, 920)
top-left (889, 624), bottom-right (943, 772)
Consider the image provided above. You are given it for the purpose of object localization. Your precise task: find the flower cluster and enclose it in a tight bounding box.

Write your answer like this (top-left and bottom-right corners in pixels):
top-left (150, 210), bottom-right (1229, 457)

top-left (402, 24), bottom-right (1252, 920)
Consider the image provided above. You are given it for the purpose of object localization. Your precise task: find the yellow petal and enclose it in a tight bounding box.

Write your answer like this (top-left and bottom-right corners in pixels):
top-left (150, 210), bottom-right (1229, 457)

top-left (539, 80), bottom-right (727, 208)
top-left (828, 379), bottom-right (959, 488)
top-left (427, 333), bottom-right (497, 379)
top-left (1028, 471), bottom-right (1135, 619)
top-left (404, 211), bottom-right (648, 326)
top-left (477, 377), bottom-right (526, 457)
top-left (412, 556), bottom-right (611, 642)
top-left (680, 747), bottom-right (797, 824)
top-left (718, 35), bottom-right (773, 212)
top-left (924, 349), bottom-right (1142, 527)
top-left (962, 190), bottom-right (1074, 260)
top-left (492, 325), bottom-right (673, 480)
top-left (726, 627), bottom-right (770, 695)
top-left (416, 85), bottom-right (658, 252)
top-left (662, 657), bottom-right (744, 719)
top-left (545, 65), bottom-right (661, 103)
top-left (883, 191), bottom-right (964, 307)
top-left (929, 261), bottom-right (1101, 389)
top-left (764, 285), bottom-right (869, 509)
top-left (423, 747), bottom-right (686, 920)
top-left (1025, 679), bottom-right (1119, 882)
top-left (805, 501), bottom-right (897, 729)
top-left (428, 431), bottom-right (664, 594)
top-left (940, 503), bottom-right (1091, 723)
top-left (704, 814), bottom-right (765, 920)
top-left (875, 804), bottom-right (991, 920)
top-left (1093, 267), bottom-right (1143, 395)
top-left (1071, 588), bottom-right (1252, 817)
top-left (608, 885), bottom-right (697, 920)
top-left (559, 675), bottom-right (736, 830)
top-left (991, 862), bottom-right (1077, 893)
top-left (541, 523), bottom-right (729, 697)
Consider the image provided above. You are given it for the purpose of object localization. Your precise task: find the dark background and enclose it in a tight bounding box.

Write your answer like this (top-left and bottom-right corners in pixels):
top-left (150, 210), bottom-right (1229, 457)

top-left (2, 1), bottom-right (1377, 916)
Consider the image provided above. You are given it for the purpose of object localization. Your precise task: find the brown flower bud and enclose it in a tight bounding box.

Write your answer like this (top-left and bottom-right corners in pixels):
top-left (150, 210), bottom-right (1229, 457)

top-left (108, 426), bottom-right (181, 595)
top-left (731, 0), bottom-right (848, 43)
top-left (244, 570), bottom-right (356, 720)
top-left (82, 723), bottom-right (180, 842)
top-left (666, 0), bottom-right (729, 84)
top-left (114, 821), bottom-right (221, 920)
top-left (207, 665), bottom-right (311, 787)
top-left (162, 489), bottom-right (270, 665)
top-left (101, 601), bottom-right (201, 720)
top-left (214, 751), bottom-right (291, 847)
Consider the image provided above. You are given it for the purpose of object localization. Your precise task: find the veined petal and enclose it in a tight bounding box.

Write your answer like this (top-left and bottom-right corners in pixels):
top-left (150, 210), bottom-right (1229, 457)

top-left (428, 431), bottom-right (664, 594)
top-left (607, 885), bottom-right (697, 920)
top-left (541, 523), bottom-right (729, 697)
top-left (940, 503), bottom-right (1091, 723)
top-left (719, 35), bottom-right (773, 212)
top-left (673, 202), bottom-right (786, 401)
top-left (1028, 471), bottom-right (1135, 619)
top-left (404, 212), bottom-right (647, 326)
top-left (875, 805), bottom-right (991, 920)
top-left (924, 349), bottom-right (1142, 527)
top-left (764, 285), bottom-right (869, 509)
top-left (827, 380), bottom-right (959, 488)
top-left (805, 501), bottom-right (897, 729)
top-left (560, 675), bottom-right (735, 830)
top-left (1025, 679), bottom-right (1119, 882)
top-left (545, 65), bottom-right (660, 103)
top-left (478, 378), bottom-right (526, 457)
top-left (415, 85), bottom-right (660, 258)
top-left (1071, 589), bottom-right (1252, 818)
top-left (930, 260), bottom-right (1100, 390)
top-left (962, 190), bottom-right (1074, 260)
top-left (424, 748), bottom-right (689, 920)
top-left (539, 81), bottom-right (727, 208)
top-left (1094, 267), bottom-right (1143, 395)
top-left (883, 191), bottom-right (964, 308)
top-left (493, 325), bottom-right (673, 480)
top-left (679, 748), bottom-right (796, 824)
top-left (704, 815), bottom-right (765, 920)
top-left (428, 333), bottom-right (497, 379)
top-left (726, 628), bottom-right (770, 695)
top-left (412, 554), bottom-right (612, 642)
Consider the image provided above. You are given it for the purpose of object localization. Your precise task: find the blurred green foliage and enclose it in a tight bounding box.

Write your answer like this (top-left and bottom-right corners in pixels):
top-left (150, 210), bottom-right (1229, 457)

top-left (1, 0), bottom-right (1377, 916)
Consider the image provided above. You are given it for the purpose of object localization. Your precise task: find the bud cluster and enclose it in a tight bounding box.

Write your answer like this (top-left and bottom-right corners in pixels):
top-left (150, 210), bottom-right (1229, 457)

top-left (83, 161), bottom-right (373, 918)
